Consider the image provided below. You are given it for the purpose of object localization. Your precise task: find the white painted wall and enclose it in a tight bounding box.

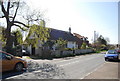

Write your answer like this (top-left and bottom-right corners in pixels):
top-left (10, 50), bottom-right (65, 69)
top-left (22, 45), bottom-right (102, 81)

top-left (67, 41), bottom-right (77, 48)
top-left (52, 41), bottom-right (78, 50)
top-left (27, 45), bottom-right (32, 54)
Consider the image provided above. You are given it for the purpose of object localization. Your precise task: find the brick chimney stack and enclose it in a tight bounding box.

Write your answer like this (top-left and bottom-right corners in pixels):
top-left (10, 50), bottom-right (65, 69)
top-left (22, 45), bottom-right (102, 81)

top-left (69, 27), bottom-right (71, 33)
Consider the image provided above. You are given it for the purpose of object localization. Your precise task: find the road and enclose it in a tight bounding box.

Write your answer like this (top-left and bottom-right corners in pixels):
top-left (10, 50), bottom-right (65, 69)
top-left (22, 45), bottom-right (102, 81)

top-left (52, 53), bottom-right (105, 79)
top-left (2, 53), bottom-right (118, 79)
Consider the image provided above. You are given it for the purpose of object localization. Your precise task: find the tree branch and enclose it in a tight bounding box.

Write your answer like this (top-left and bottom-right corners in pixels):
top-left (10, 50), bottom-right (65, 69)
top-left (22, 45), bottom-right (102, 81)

top-left (0, 16), bottom-right (5, 18)
top-left (13, 24), bottom-right (27, 31)
top-left (12, 1), bottom-right (20, 23)
top-left (14, 21), bottom-right (29, 28)
top-left (0, 1), bottom-right (9, 22)
top-left (7, 0), bottom-right (10, 15)
top-left (1, 1), bottom-right (7, 17)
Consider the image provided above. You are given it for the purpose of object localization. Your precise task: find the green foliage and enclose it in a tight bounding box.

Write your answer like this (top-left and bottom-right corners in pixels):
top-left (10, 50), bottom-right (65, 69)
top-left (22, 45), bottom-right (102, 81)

top-left (44, 40), bottom-right (55, 49)
top-left (97, 35), bottom-right (107, 45)
top-left (0, 26), bottom-right (5, 41)
top-left (93, 35), bottom-right (109, 51)
top-left (86, 47), bottom-right (92, 49)
top-left (25, 24), bottom-right (49, 47)
top-left (81, 42), bottom-right (87, 49)
top-left (64, 48), bottom-right (73, 51)
top-left (0, 26), bottom-right (6, 46)
top-left (55, 38), bottom-right (67, 50)
top-left (12, 29), bottom-right (23, 46)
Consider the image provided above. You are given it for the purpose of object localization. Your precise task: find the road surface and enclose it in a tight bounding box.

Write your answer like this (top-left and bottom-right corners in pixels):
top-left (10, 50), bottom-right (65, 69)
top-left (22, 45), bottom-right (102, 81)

top-left (2, 53), bottom-right (118, 79)
top-left (52, 53), bottom-right (105, 79)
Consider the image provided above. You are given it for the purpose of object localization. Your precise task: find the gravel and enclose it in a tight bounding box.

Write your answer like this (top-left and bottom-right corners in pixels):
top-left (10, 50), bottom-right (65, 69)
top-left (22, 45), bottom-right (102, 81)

top-left (10, 60), bottom-right (68, 79)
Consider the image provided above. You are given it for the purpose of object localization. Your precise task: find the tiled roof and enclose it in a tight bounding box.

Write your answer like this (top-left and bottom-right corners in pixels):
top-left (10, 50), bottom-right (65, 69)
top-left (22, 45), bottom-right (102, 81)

top-left (49, 28), bottom-right (77, 42)
top-left (73, 33), bottom-right (84, 39)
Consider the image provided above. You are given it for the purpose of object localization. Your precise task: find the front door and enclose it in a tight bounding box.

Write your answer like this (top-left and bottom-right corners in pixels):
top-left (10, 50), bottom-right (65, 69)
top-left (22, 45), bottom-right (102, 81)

top-left (32, 47), bottom-right (35, 55)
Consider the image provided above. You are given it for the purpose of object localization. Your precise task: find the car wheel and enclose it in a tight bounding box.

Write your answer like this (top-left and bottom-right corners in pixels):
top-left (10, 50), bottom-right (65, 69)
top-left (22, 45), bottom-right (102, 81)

top-left (105, 58), bottom-right (108, 61)
top-left (14, 63), bottom-right (23, 72)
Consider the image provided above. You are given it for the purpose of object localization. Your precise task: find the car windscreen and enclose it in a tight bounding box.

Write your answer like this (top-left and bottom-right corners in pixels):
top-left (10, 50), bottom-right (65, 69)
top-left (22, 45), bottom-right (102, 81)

top-left (107, 50), bottom-right (118, 54)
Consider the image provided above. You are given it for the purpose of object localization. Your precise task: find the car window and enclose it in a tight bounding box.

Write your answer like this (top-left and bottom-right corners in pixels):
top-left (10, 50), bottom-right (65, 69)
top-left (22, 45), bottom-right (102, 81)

top-left (107, 50), bottom-right (117, 54)
top-left (2, 53), bottom-right (7, 59)
top-left (2, 52), bottom-right (12, 59)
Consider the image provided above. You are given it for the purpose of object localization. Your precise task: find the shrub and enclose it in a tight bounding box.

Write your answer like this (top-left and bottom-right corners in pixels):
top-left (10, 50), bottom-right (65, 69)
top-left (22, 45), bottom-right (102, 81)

top-left (64, 48), bottom-right (73, 51)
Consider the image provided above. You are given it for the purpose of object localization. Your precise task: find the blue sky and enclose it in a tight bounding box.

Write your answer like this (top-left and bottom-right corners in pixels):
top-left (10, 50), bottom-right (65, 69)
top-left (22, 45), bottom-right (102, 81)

top-left (26, 0), bottom-right (118, 44)
top-left (73, 2), bottom-right (118, 44)
top-left (0, 0), bottom-right (118, 44)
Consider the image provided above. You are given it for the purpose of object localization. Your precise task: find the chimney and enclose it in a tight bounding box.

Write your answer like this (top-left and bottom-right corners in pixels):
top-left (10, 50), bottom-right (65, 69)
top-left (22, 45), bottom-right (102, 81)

top-left (69, 27), bottom-right (71, 33)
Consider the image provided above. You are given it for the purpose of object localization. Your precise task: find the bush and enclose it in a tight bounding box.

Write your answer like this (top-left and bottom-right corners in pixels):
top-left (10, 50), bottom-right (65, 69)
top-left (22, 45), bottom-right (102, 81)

top-left (64, 48), bottom-right (73, 51)
top-left (86, 47), bottom-right (92, 49)
top-left (53, 54), bottom-right (61, 58)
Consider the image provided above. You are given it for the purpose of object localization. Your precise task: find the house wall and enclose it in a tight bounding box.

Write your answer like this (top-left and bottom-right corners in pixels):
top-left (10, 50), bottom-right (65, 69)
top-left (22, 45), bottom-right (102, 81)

top-left (27, 45), bottom-right (32, 54)
top-left (35, 47), bottom-right (42, 56)
top-left (26, 39), bottom-right (42, 55)
top-left (27, 45), bottom-right (43, 56)
top-left (67, 41), bottom-right (77, 48)
top-left (52, 44), bottom-right (57, 51)
top-left (51, 41), bottom-right (78, 50)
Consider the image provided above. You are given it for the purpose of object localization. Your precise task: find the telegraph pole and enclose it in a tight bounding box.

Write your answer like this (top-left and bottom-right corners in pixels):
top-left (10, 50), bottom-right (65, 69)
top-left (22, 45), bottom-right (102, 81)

top-left (94, 31), bottom-right (96, 44)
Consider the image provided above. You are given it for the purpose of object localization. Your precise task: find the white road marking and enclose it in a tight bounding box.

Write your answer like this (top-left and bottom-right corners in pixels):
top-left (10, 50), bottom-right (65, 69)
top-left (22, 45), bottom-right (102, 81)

top-left (56, 54), bottom-right (104, 67)
top-left (53, 54), bottom-right (99, 64)
top-left (80, 62), bottom-right (106, 79)
top-left (59, 60), bottom-right (80, 67)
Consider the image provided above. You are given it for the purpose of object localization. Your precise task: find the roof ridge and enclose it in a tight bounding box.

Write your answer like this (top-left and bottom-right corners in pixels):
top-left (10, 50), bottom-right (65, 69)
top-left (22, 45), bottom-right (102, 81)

top-left (48, 27), bottom-right (70, 33)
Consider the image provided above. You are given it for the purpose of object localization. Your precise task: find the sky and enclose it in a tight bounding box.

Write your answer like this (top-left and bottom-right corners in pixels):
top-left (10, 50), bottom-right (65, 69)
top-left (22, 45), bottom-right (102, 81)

top-left (25, 0), bottom-right (118, 44)
top-left (0, 0), bottom-right (119, 44)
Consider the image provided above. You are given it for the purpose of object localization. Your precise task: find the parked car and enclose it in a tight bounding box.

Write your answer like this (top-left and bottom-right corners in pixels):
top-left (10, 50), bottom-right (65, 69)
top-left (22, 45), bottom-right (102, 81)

top-left (0, 50), bottom-right (27, 72)
top-left (22, 49), bottom-right (29, 56)
top-left (105, 49), bottom-right (119, 61)
top-left (116, 49), bottom-right (120, 54)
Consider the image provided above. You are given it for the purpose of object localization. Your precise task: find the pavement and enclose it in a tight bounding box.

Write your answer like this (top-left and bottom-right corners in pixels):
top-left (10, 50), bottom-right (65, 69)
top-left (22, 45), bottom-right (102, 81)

top-left (84, 61), bottom-right (119, 79)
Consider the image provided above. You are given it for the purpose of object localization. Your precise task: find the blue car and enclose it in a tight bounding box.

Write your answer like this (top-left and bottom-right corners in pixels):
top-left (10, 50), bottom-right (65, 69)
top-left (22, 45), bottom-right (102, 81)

top-left (105, 49), bottom-right (119, 61)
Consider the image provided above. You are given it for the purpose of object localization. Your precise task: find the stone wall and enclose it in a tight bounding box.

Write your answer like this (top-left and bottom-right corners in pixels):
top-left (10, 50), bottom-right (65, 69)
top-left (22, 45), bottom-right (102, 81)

top-left (32, 48), bottom-right (94, 58)
top-left (75, 49), bottom-right (93, 54)
top-left (51, 49), bottom-right (94, 57)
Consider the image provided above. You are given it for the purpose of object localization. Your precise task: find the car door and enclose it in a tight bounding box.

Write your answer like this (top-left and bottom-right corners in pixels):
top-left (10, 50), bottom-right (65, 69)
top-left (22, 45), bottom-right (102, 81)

top-left (2, 53), bottom-right (14, 72)
top-left (117, 50), bottom-right (120, 60)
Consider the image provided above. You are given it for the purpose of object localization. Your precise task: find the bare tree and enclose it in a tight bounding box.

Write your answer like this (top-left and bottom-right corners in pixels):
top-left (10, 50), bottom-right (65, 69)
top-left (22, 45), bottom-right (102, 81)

top-left (0, 0), bottom-right (28, 53)
top-left (23, 9), bottom-right (44, 26)
top-left (0, 0), bottom-right (47, 54)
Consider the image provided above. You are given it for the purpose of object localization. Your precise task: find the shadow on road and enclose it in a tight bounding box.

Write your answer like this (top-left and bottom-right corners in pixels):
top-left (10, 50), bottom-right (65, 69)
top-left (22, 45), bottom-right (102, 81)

top-left (1, 70), bottom-right (26, 79)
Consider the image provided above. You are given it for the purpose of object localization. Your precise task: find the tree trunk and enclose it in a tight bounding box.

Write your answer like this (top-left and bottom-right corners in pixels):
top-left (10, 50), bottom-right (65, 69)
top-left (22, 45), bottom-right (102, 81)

top-left (5, 24), bottom-right (13, 54)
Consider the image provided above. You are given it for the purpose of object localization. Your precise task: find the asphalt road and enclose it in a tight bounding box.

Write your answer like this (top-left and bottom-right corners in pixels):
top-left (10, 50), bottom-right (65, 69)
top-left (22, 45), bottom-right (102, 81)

top-left (2, 53), bottom-right (113, 79)
top-left (52, 53), bottom-right (105, 79)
